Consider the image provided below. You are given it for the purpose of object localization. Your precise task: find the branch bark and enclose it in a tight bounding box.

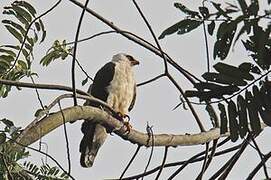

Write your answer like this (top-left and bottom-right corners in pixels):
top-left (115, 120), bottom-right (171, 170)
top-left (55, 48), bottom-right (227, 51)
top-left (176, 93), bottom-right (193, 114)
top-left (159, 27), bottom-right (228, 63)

top-left (17, 105), bottom-right (226, 148)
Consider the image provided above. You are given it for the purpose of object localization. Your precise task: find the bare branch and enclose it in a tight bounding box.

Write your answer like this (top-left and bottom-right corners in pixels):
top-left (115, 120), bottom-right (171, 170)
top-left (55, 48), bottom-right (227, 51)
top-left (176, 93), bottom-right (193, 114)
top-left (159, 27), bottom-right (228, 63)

top-left (119, 145), bottom-right (141, 180)
top-left (0, 78), bottom-right (89, 95)
top-left (251, 137), bottom-right (269, 179)
top-left (71, 0), bottom-right (90, 106)
top-left (132, 0), bottom-right (168, 73)
top-left (155, 146), bottom-right (169, 180)
top-left (15, 104), bottom-right (268, 149)
top-left (58, 101), bottom-right (71, 174)
top-left (68, 0), bottom-right (199, 85)
top-left (247, 151), bottom-right (271, 179)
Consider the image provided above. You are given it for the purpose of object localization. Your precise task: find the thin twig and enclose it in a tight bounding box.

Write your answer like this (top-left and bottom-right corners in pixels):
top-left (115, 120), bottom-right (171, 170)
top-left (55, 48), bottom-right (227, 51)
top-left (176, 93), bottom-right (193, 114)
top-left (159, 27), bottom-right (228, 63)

top-left (3, 0), bottom-right (62, 76)
top-left (58, 101), bottom-right (71, 175)
top-left (68, 0), bottom-right (200, 85)
top-left (0, 78), bottom-right (89, 96)
top-left (202, 0), bottom-right (210, 73)
top-left (30, 75), bottom-right (45, 110)
top-left (167, 138), bottom-right (229, 180)
top-left (132, 0), bottom-right (168, 73)
top-left (137, 73), bottom-right (165, 87)
top-left (119, 145), bottom-right (141, 180)
top-left (209, 134), bottom-right (252, 180)
top-left (119, 140), bottom-right (243, 180)
top-left (247, 151), bottom-right (271, 179)
top-left (141, 123), bottom-right (154, 180)
top-left (196, 142), bottom-right (210, 180)
top-left (167, 74), bottom-right (205, 132)
top-left (73, 55), bottom-right (93, 81)
top-left (71, 0), bottom-right (90, 106)
top-left (251, 137), bottom-right (269, 179)
top-left (155, 146), bottom-right (169, 180)
top-left (204, 139), bottom-right (218, 172)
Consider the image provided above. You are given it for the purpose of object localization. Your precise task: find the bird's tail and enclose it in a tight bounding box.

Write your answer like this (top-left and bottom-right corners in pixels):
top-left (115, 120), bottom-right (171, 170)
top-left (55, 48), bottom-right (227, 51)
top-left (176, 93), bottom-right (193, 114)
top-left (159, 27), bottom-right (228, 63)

top-left (79, 121), bottom-right (107, 168)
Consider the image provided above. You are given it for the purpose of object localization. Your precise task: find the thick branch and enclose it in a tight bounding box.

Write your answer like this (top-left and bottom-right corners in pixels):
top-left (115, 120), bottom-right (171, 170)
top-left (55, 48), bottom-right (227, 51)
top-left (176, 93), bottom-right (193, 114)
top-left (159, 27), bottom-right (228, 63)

top-left (16, 105), bottom-right (268, 150)
top-left (17, 105), bottom-right (229, 148)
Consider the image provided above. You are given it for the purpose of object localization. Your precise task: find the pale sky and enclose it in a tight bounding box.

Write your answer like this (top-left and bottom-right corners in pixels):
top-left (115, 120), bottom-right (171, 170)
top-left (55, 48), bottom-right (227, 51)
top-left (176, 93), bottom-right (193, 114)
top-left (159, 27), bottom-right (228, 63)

top-left (0, 0), bottom-right (271, 179)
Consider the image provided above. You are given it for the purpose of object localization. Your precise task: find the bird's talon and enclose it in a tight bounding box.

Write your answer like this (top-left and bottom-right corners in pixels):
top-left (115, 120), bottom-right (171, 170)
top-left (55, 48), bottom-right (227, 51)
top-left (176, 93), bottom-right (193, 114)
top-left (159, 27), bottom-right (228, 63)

top-left (123, 121), bottom-right (132, 133)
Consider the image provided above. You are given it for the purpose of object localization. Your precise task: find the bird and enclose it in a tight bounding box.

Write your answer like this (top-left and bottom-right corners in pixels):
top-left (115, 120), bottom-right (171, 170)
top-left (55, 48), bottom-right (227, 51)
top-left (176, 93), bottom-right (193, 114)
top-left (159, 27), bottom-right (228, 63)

top-left (79, 53), bottom-right (139, 168)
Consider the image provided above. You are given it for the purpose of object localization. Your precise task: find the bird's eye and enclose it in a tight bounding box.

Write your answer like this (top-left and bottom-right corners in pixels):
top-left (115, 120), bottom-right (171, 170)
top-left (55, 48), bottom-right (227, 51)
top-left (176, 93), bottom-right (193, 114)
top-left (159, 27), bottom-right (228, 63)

top-left (126, 55), bottom-right (134, 61)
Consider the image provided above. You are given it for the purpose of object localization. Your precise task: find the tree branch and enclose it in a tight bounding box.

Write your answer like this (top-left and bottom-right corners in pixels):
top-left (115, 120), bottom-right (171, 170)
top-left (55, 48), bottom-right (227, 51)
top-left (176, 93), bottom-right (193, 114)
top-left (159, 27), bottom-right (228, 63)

top-left (0, 78), bottom-right (89, 96)
top-left (15, 105), bottom-right (267, 149)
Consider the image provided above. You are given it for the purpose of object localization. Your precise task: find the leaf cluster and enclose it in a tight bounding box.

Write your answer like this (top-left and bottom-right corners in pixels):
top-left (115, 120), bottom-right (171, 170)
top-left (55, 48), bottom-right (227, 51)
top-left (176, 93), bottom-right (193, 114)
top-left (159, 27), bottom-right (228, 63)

top-left (40, 40), bottom-right (72, 66)
top-left (161, 1), bottom-right (271, 141)
top-left (23, 162), bottom-right (69, 180)
top-left (0, 1), bottom-right (46, 98)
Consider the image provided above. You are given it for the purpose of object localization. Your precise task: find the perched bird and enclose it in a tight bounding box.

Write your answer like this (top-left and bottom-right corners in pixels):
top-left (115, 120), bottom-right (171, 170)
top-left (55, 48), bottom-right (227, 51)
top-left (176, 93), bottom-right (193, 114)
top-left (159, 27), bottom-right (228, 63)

top-left (79, 53), bottom-right (139, 167)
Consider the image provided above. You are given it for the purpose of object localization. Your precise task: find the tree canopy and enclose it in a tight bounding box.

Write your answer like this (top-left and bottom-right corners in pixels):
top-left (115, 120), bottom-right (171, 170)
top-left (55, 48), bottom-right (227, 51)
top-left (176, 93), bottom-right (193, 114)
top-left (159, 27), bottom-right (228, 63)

top-left (0, 0), bottom-right (271, 179)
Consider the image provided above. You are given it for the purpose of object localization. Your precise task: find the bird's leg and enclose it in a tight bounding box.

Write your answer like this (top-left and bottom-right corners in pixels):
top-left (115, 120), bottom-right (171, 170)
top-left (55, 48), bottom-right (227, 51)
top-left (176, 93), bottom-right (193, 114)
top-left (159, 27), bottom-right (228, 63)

top-left (115, 112), bottom-right (132, 132)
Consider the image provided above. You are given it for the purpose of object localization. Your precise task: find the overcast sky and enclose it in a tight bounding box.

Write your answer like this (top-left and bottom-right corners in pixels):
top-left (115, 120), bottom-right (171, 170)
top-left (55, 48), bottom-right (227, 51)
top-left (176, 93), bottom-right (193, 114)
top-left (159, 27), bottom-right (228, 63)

top-left (0, 0), bottom-right (271, 179)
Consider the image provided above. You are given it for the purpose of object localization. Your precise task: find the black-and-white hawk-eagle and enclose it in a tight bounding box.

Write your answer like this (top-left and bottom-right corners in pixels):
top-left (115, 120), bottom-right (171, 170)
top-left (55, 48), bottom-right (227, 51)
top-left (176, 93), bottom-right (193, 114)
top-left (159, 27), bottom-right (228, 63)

top-left (79, 53), bottom-right (139, 167)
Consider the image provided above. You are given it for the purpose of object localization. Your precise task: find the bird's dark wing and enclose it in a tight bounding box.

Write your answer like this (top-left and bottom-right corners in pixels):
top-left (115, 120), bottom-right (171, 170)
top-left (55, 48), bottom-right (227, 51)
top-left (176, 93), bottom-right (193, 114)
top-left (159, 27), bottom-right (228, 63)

top-left (91, 62), bottom-right (115, 102)
top-left (80, 62), bottom-right (115, 168)
top-left (128, 84), bottom-right (136, 112)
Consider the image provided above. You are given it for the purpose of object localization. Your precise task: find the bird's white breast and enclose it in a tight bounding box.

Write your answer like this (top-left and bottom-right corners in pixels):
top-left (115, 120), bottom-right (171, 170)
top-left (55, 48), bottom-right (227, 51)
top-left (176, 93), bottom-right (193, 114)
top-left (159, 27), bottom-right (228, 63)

top-left (106, 61), bottom-right (135, 114)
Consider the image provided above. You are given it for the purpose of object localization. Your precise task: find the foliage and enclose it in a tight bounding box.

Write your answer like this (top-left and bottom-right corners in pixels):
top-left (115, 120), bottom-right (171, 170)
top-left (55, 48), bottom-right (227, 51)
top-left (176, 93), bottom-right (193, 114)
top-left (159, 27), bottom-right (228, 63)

top-left (40, 40), bottom-right (72, 67)
top-left (0, 118), bottom-right (69, 180)
top-left (0, 1), bottom-right (69, 179)
top-left (0, 0), bottom-right (46, 98)
top-left (23, 162), bottom-right (69, 180)
top-left (160, 1), bottom-right (271, 141)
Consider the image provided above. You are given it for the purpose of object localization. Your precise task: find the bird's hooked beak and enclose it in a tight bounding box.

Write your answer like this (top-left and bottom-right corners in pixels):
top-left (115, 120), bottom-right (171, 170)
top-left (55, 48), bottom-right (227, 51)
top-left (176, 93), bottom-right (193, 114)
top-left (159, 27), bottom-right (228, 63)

top-left (131, 59), bottom-right (140, 66)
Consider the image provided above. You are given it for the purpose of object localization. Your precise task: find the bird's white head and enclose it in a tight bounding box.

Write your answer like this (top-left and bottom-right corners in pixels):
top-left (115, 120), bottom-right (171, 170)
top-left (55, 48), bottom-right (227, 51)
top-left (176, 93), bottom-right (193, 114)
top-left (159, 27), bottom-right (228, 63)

top-left (112, 53), bottom-right (139, 66)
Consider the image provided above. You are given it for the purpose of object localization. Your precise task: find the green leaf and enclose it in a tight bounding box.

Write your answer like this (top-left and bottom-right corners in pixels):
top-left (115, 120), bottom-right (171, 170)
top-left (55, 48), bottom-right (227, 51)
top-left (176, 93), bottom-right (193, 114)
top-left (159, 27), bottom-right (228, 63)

top-left (213, 62), bottom-right (254, 81)
top-left (247, 0), bottom-right (259, 17)
top-left (2, 45), bottom-right (20, 50)
top-left (82, 77), bottom-right (88, 86)
top-left (245, 91), bottom-right (261, 134)
top-left (40, 51), bottom-right (61, 66)
top-left (1, 118), bottom-right (14, 127)
top-left (14, 1), bottom-right (37, 17)
top-left (39, 19), bottom-right (46, 43)
top-left (228, 100), bottom-right (239, 142)
top-left (237, 95), bottom-right (248, 138)
top-left (2, 20), bottom-right (26, 36)
top-left (34, 22), bottom-right (40, 31)
top-left (159, 19), bottom-right (202, 39)
top-left (0, 48), bottom-right (16, 57)
top-left (213, 20), bottom-right (238, 60)
top-left (0, 55), bottom-right (14, 62)
top-left (219, 103), bottom-right (228, 134)
top-left (4, 25), bottom-right (23, 43)
top-left (0, 59), bottom-right (11, 73)
top-left (206, 104), bottom-right (217, 126)
top-left (17, 60), bottom-right (27, 70)
top-left (24, 43), bottom-right (33, 52)
top-left (237, 0), bottom-right (248, 16)
top-left (11, 5), bottom-right (32, 22)
top-left (199, 6), bottom-right (209, 18)
top-left (202, 72), bottom-right (247, 86)
top-left (0, 133), bottom-right (6, 144)
top-left (211, 2), bottom-right (230, 19)
top-left (174, 3), bottom-right (200, 18)
top-left (177, 19), bottom-right (202, 35)
top-left (207, 20), bottom-right (215, 36)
